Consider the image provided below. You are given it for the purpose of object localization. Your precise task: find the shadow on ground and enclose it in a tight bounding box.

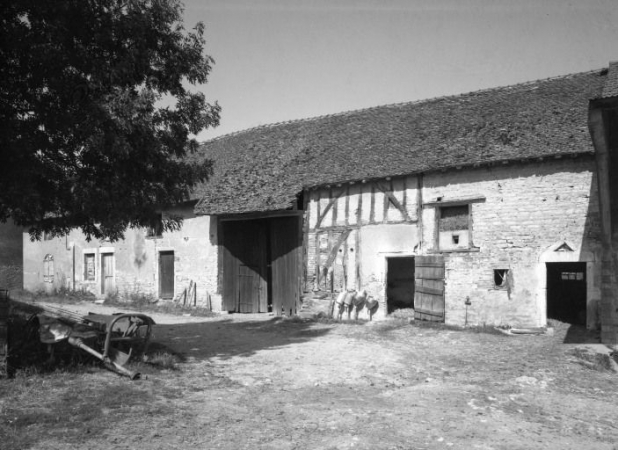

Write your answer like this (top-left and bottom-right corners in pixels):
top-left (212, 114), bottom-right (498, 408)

top-left (149, 316), bottom-right (333, 362)
top-left (562, 323), bottom-right (602, 344)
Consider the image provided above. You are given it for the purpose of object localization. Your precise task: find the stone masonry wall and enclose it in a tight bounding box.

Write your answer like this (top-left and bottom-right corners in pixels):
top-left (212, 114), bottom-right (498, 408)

top-left (23, 208), bottom-right (220, 310)
top-left (422, 156), bottom-right (602, 328)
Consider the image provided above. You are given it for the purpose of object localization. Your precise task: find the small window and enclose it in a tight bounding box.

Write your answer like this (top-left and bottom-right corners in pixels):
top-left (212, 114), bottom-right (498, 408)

top-left (494, 269), bottom-right (509, 288)
top-left (84, 253), bottom-right (96, 281)
top-left (438, 205), bottom-right (471, 250)
top-left (561, 271), bottom-right (584, 281)
top-left (43, 254), bottom-right (54, 283)
top-left (439, 205), bottom-right (469, 232)
top-left (43, 232), bottom-right (54, 241)
top-left (146, 214), bottom-right (164, 238)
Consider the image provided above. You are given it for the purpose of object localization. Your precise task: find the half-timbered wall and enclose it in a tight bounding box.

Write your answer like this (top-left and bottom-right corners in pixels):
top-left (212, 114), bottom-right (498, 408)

top-left (305, 157), bottom-right (604, 328)
top-left (306, 176), bottom-right (420, 319)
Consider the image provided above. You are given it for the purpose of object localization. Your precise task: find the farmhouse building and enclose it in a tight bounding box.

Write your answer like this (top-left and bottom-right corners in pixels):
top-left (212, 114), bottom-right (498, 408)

top-left (22, 65), bottom-right (618, 343)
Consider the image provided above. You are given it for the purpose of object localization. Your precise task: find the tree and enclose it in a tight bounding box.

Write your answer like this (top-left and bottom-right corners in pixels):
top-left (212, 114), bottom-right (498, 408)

top-left (0, 0), bottom-right (220, 241)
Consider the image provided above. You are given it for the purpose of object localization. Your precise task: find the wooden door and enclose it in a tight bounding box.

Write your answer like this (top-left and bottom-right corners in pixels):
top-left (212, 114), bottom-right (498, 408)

top-left (222, 220), bottom-right (267, 313)
top-left (101, 253), bottom-right (115, 296)
top-left (238, 265), bottom-right (261, 312)
top-left (414, 255), bottom-right (445, 322)
top-left (159, 251), bottom-right (175, 299)
top-left (270, 216), bottom-right (301, 316)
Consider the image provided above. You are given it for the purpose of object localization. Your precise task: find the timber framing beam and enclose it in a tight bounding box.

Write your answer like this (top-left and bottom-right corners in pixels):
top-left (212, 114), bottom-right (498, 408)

top-left (315, 189), bottom-right (345, 229)
top-left (376, 182), bottom-right (412, 221)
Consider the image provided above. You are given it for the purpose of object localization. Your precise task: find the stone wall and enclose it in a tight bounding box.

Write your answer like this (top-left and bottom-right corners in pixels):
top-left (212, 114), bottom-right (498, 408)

top-left (304, 156), bottom-right (603, 327)
top-left (23, 207), bottom-right (221, 309)
top-left (422, 156), bottom-right (601, 328)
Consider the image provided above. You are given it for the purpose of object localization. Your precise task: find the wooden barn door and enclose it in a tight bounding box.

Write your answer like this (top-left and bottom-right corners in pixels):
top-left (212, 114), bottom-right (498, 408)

top-left (159, 251), bottom-right (175, 299)
top-left (222, 220), bottom-right (268, 313)
top-left (414, 255), bottom-right (445, 322)
top-left (270, 216), bottom-right (301, 316)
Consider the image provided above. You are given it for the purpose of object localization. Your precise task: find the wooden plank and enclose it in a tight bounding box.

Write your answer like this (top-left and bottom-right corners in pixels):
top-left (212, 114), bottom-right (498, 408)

top-left (415, 262), bottom-right (446, 268)
top-left (414, 307), bottom-right (444, 317)
top-left (414, 255), bottom-right (445, 323)
top-left (415, 285), bottom-right (444, 296)
top-left (238, 265), bottom-right (258, 313)
top-left (221, 223), bottom-right (238, 311)
top-left (270, 216), bottom-right (301, 316)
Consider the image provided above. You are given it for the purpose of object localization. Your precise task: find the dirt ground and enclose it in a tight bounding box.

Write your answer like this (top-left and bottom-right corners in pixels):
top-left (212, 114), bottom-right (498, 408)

top-left (4, 301), bottom-right (618, 450)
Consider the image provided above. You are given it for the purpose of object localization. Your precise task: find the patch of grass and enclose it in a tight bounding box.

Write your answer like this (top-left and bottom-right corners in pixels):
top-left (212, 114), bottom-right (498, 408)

top-left (103, 288), bottom-right (218, 318)
top-left (10, 287), bottom-right (96, 305)
top-left (0, 371), bottom-right (177, 449)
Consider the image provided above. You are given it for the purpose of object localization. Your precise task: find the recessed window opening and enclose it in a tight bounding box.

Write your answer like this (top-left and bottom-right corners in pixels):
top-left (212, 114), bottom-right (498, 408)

top-left (43, 254), bottom-right (54, 283)
top-left (494, 269), bottom-right (508, 288)
top-left (438, 204), bottom-right (470, 250)
top-left (147, 213), bottom-right (164, 238)
top-left (439, 205), bottom-right (469, 232)
top-left (84, 253), bottom-right (96, 281)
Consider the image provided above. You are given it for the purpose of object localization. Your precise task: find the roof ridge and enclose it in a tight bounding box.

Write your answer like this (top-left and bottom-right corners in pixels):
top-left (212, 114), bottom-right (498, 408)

top-left (202, 68), bottom-right (604, 145)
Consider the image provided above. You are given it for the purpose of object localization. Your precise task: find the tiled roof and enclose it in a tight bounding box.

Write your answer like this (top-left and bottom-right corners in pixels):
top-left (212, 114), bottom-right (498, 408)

top-left (601, 61), bottom-right (618, 98)
top-left (193, 69), bottom-right (606, 215)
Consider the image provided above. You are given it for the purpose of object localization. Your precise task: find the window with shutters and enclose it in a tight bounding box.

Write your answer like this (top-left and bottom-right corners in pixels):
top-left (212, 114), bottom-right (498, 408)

top-left (84, 253), bottom-right (96, 281)
top-left (43, 254), bottom-right (54, 283)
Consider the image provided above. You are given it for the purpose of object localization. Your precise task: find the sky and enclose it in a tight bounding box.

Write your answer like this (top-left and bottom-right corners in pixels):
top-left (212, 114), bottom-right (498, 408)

top-left (180, 0), bottom-right (618, 141)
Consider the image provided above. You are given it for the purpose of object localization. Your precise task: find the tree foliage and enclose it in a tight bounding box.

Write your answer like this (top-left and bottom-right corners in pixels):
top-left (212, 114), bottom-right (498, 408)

top-left (0, 0), bottom-right (220, 240)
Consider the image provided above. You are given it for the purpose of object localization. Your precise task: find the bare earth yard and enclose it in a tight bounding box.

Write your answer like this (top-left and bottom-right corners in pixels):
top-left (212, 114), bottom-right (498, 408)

top-left (2, 301), bottom-right (618, 450)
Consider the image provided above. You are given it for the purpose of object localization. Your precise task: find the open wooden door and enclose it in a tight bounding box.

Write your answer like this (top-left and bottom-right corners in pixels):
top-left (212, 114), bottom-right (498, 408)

top-left (414, 255), bottom-right (445, 322)
top-left (270, 216), bottom-right (301, 316)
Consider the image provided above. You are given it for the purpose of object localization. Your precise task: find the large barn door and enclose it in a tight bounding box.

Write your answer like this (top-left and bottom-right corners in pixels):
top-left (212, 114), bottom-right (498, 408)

top-left (414, 255), bottom-right (445, 322)
top-left (270, 216), bottom-right (301, 316)
top-left (222, 220), bottom-right (268, 313)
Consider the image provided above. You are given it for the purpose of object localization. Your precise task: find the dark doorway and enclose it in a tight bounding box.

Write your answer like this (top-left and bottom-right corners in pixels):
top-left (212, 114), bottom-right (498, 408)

top-left (386, 257), bottom-right (415, 314)
top-left (546, 262), bottom-right (587, 325)
top-left (159, 251), bottom-right (175, 300)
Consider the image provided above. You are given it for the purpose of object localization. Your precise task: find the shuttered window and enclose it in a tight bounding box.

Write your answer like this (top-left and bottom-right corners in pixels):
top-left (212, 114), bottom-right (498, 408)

top-left (43, 254), bottom-right (54, 283)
